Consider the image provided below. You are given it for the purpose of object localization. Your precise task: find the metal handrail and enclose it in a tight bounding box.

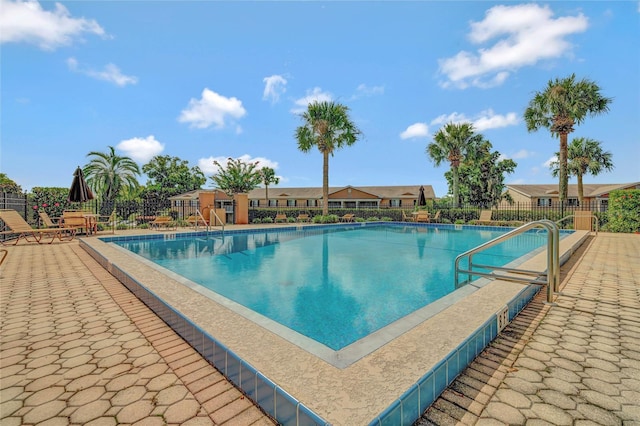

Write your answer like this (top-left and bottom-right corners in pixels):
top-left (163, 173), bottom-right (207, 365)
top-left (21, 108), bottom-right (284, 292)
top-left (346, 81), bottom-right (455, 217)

top-left (454, 220), bottom-right (560, 303)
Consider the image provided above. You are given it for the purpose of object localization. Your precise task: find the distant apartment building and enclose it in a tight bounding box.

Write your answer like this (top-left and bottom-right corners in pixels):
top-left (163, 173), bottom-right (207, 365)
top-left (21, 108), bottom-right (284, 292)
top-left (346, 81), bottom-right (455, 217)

top-left (502, 183), bottom-right (639, 210)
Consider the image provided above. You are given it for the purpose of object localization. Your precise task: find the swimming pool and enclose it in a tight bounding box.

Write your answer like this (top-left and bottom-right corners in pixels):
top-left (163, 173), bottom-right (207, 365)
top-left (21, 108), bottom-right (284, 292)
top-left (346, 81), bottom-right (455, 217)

top-left (112, 224), bottom-right (554, 351)
top-left (84, 223), bottom-right (586, 425)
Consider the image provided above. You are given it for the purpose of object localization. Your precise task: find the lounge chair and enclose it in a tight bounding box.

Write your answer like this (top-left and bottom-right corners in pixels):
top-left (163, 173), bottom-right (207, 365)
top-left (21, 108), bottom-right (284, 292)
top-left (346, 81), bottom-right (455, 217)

top-left (274, 214), bottom-right (288, 223)
top-left (150, 216), bottom-right (176, 230)
top-left (476, 210), bottom-right (494, 225)
top-left (431, 210), bottom-right (441, 223)
top-left (402, 211), bottom-right (414, 222)
top-left (0, 209), bottom-right (76, 245)
top-left (415, 211), bottom-right (430, 223)
top-left (39, 211), bottom-right (61, 228)
top-left (340, 214), bottom-right (355, 222)
top-left (186, 215), bottom-right (208, 228)
top-left (297, 213), bottom-right (310, 222)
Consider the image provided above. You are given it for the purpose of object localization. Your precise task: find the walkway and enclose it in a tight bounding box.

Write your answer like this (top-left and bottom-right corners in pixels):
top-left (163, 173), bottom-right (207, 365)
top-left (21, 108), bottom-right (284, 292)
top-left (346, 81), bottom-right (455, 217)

top-left (0, 240), bottom-right (275, 425)
top-left (418, 233), bottom-right (640, 425)
top-left (1, 233), bottom-right (639, 425)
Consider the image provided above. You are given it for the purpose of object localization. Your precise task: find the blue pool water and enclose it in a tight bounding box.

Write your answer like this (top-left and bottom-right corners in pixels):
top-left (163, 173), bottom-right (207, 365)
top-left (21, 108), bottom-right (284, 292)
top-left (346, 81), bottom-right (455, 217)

top-left (114, 224), bottom-right (553, 350)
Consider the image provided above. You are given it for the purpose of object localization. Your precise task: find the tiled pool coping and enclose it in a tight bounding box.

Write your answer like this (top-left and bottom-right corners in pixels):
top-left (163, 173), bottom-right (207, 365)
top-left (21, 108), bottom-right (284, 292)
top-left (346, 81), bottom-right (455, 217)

top-left (81, 223), bottom-right (589, 426)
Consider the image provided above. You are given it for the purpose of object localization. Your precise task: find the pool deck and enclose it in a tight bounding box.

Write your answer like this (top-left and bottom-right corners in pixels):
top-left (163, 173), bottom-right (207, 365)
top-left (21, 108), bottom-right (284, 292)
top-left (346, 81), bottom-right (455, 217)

top-left (1, 227), bottom-right (638, 425)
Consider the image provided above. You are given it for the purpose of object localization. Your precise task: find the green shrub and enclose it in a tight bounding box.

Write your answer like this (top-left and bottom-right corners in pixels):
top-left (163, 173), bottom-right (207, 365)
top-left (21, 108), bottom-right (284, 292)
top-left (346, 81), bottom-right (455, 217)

top-left (607, 189), bottom-right (640, 233)
top-left (355, 217), bottom-right (366, 222)
top-left (312, 214), bottom-right (339, 224)
top-left (117, 224), bottom-right (129, 230)
top-left (262, 217), bottom-right (273, 223)
top-left (287, 217), bottom-right (297, 223)
top-left (252, 218), bottom-right (262, 224)
top-left (381, 216), bottom-right (393, 221)
top-left (366, 216), bottom-right (379, 221)
top-left (454, 219), bottom-right (465, 225)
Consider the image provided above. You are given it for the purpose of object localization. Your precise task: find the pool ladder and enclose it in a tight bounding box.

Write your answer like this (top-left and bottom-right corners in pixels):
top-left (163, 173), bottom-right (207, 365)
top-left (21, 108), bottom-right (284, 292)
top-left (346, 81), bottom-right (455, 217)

top-left (193, 208), bottom-right (225, 235)
top-left (454, 220), bottom-right (560, 304)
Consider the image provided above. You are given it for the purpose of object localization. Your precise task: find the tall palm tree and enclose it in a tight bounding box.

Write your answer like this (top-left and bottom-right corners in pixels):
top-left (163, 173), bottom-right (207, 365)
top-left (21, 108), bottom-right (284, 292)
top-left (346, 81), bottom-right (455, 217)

top-left (524, 74), bottom-right (611, 203)
top-left (259, 167), bottom-right (279, 205)
top-left (84, 146), bottom-right (141, 204)
top-left (550, 137), bottom-right (614, 208)
top-left (427, 122), bottom-right (482, 207)
top-left (295, 101), bottom-right (362, 215)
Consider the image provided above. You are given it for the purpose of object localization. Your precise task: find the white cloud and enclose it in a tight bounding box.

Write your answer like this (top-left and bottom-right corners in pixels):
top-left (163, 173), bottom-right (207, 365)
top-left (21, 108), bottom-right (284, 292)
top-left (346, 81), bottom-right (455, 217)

top-left (0, 0), bottom-right (106, 50)
top-left (198, 154), bottom-right (279, 176)
top-left (263, 75), bottom-right (287, 103)
top-left (400, 123), bottom-right (429, 140)
top-left (178, 88), bottom-right (246, 129)
top-left (290, 87), bottom-right (333, 114)
top-left (430, 109), bottom-right (518, 131)
top-left (355, 83), bottom-right (384, 97)
top-left (116, 135), bottom-right (164, 163)
top-left (67, 57), bottom-right (137, 86)
top-left (511, 149), bottom-right (535, 160)
top-left (438, 3), bottom-right (588, 88)
top-left (543, 155), bottom-right (558, 169)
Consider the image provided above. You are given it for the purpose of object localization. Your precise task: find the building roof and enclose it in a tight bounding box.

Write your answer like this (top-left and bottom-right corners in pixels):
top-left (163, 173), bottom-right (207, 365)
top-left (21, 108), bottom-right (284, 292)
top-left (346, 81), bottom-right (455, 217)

top-left (170, 185), bottom-right (437, 201)
top-left (506, 183), bottom-right (639, 198)
top-left (247, 185), bottom-right (436, 200)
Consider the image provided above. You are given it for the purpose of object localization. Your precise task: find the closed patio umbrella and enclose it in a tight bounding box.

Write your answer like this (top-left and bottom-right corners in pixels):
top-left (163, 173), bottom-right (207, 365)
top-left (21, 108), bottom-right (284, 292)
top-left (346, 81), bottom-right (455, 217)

top-left (68, 166), bottom-right (94, 203)
top-left (417, 185), bottom-right (427, 207)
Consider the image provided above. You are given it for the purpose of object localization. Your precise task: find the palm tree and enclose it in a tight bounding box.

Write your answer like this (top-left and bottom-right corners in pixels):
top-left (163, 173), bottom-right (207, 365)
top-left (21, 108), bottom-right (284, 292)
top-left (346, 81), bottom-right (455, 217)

top-left (259, 167), bottom-right (279, 205)
top-left (295, 101), bottom-right (362, 215)
top-left (524, 74), bottom-right (612, 203)
top-left (84, 146), bottom-right (141, 204)
top-left (427, 122), bottom-right (482, 207)
top-left (550, 137), bottom-right (614, 208)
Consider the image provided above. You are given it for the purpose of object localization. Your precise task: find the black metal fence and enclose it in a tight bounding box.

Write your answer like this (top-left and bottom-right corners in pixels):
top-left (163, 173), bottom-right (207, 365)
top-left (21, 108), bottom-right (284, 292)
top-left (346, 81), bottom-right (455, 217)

top-left (2, 191), bottom-right (609, 237)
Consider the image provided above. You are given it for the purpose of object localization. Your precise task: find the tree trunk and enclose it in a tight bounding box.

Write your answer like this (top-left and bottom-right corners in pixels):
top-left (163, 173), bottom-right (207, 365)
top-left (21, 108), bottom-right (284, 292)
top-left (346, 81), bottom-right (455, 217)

top-left (452, 164), bottom-right (459, 208)
top-left (265, 185), bottom-right (269, 206)
top-left (559, 133), bottom-right (569, 203)
top-left (322, 150), bottom-right (329, 216)
top-left (577, 172), bottom-right (584, 209)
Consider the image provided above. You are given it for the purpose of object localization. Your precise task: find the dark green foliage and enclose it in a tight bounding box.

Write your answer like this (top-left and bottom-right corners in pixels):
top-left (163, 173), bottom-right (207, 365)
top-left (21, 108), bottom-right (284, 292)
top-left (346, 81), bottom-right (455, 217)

top-left (607, 190), bottom-right (640, 233)
top-left (141, 156), bottom-right (206, 204)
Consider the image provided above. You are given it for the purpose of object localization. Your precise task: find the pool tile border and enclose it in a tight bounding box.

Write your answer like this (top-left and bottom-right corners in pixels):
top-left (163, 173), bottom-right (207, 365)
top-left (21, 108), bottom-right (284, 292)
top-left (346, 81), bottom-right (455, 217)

top-left (83, 222), bottom-right (584, 426)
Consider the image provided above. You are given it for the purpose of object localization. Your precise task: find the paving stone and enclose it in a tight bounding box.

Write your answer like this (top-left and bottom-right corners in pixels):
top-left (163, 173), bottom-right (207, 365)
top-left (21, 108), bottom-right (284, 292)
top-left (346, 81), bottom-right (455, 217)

top-left (163, 399), bottom-right (202, 423)
top-left (483, 402), bottom-right (525, 425)
top-left (494, 389), bottom-right (532, 409)
top-left (531, 403), bottom-right (574, 425)
top-left (579, 390), bottom-right (622, 411)
top-left (69, 399), bottom-right (111, 424)
top-left (22, 400), bottom-right (66, 424)
top-left (576, 403), bottom-right (623, 425)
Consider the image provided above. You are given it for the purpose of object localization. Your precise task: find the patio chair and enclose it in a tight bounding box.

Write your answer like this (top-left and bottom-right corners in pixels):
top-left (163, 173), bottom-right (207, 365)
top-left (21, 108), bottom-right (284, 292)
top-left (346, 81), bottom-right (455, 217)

top-left (39, 211), bottom-right (61, 228)
top-left (402, 211), bottom-right (414, 222)
top-left (297, 213), bottom-right (310, 222)
top-left (476, 210), bottom-right (494, 225)
top-left (186, 215), bottom-right (208, 228)
top-left (0, 209), bottom-right (76, 245)
top-left (415, 211), bottom-right (430, 223)
top-left (150, 216), bottom-right (177, 230)
top-left (432, 210), bottom-right (441, 223)
top-left (94, 211), bottom-right (116, 234)
top-left (340, 214), bottom-right (355, 222)
top-left (61, 211), bottom-right (88, 235)
top-left (274, 214), bottom-right (288, 223)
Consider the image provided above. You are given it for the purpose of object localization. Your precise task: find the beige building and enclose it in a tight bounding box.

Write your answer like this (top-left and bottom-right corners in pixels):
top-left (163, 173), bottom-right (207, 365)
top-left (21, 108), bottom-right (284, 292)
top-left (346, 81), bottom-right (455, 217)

top-left (169, 185), bottom-right (436, 221)
top-left (502, 182), bottom-right (639, 210)
top-left (247, 185), bottom-right (436, 209)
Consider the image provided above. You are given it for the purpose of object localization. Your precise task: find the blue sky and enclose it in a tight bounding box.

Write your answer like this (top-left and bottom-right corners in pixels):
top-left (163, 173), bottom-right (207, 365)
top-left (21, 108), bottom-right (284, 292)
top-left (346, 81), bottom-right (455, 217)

top-left (2, 1), bottom-right (639, 197)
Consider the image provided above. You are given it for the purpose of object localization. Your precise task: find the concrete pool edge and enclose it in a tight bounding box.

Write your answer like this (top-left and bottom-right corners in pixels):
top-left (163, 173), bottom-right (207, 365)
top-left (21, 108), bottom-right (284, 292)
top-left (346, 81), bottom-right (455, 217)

top-left (80, 225), bottom-right (589, 426)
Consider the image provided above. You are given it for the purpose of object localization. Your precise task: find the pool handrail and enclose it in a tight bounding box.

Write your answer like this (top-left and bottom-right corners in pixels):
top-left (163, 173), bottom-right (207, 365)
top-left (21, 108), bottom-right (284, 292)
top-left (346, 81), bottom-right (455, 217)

top-left (454, 220), bottom-right (560, 303)
top-left (556, 214), bottom-right (598, 234)
top-left (208, 208), bottom-right (224, 234)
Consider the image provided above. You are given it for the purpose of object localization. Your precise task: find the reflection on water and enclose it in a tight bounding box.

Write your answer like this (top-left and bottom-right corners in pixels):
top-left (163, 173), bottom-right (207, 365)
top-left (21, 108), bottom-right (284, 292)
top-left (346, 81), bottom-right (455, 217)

top-left (116, 225), bottom-right (549, 350)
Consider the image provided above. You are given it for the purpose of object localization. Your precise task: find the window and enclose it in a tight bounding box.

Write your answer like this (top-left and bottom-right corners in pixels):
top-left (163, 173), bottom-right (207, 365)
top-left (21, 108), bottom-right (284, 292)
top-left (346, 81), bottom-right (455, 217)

top-left (328, 201), bottom-right (341, 208)
top-left (537, 198), bottom-right (552, 207)
top-left (567, 198), bottom-right (579, 207)
top-left (359, 201), bottom-right (378, 208)
top-left (344, 201), bottom-right (356, 209)
top-left (306, 199), bottom-right (316, 207)
top-left (250, 200), bottom-right (259, 207)
top-left (287, 199), bottom-right (296, 207)
top-left (268, 199), bottom-right (278, 207)
top-left (390, 199), bottom-right (400, 207)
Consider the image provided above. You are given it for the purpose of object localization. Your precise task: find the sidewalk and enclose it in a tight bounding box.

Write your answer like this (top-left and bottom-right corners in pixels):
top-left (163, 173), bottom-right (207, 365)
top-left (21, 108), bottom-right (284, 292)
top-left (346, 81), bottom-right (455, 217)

top-left (0, 240), bottom-right (275, 425)
top-left (419, 233), bottom-right (640, 425)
